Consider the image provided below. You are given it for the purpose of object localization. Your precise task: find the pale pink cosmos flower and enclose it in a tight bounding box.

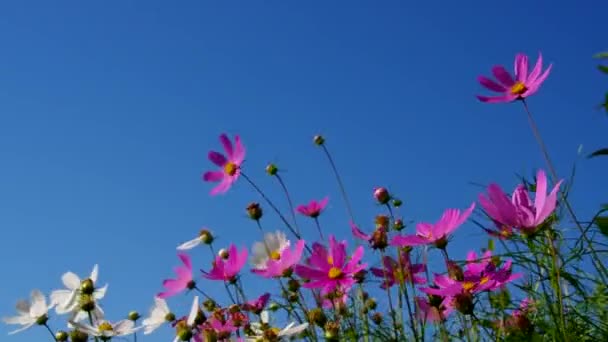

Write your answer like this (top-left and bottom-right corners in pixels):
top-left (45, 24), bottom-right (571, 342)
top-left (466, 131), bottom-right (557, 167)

top-left (477, 52), bottom-right (552, 103)
top-left (370, 253), bottom-right (426, 289)
top-left (479, 169), bottom-right (562, 234)
top-left (202, 133), bottom-right (246, 195)
top-left (296, 197), bottom-right (329, 218)
top-left (157, 253), bottom-right (194, 299)
top-left (391, 203), bottom-right (475, 248)
top-left (415, 296), bottom-right (453, 323)
top-left (251, 240), bottom-right (305, 278)
top-left (201, 244), bottom-right (248, 282)
top-left (295, 236), bottom-right (366, 294)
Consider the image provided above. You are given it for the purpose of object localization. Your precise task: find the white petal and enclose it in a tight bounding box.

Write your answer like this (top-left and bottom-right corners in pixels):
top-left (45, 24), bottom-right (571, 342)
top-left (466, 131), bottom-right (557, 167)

top-left (15, 300), bottom-right (31, 315)
top-left (143, 322), bottom-right (163, 335)
top-left (51, 290), bottom-right (77, 314)
top-left (7, 322), bottom-right (35, 335)
top-left (186, 296), bottom-right (199, 326)
top-left (113, 320), bottom-right (135, 335)
top-left (177, 237), bottom-right (201, 250)
top-left (90, 264), bottom-right (99, 283)
top-left (279, 322), bottom-right (308, 337)
top-left (29, 290), bottom-right (47, 316)
top-left (62, 272), bottom-right (81, 290)
top-left (155, 297), bottom-right (169, 314)
top-left (2, 314), bottom-right (33, 325)
top-left (94, 283), bottom-right (109, 300)
top-left (70, 321), bottom-right (98, 335)
top-left (260, 310), bottom-right (269, 324)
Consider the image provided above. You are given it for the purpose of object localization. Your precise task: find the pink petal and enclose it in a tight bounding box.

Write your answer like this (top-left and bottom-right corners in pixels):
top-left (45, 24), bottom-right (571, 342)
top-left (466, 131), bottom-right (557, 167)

top-left (343, 246), bottom-right (364, 273)
top-left (476, 94), bottom-right (517, 103)
top-left (210, 178), bottom-right (232, 195)
top-left (390, 234), bottom-right (429, 247)
top-left (487, 184), bottom-right (519, 226)
top-left (478, 76), bottom-right (506, 92)
top-left (294, 265), bottom-right (326, 279)
top-left (350, 223), bottom-right (370, 241)
top-left (318, 197), bottom-right (329, 210)
top-left (296, 205), bottom-right (309, 216)
top-left (527, 63), bottom-right (552, 93)
top-left (514, 53), bottom-right (528, 82)
top-left (491, 66), bottom-right (515, 87)
top-left (527, 52), bottom-right (544, 81)
top-left (416, 222), bottom-right (433, 237)
top-left (208, 151), bottom-right (227, 167)
top-left (536, 179), bottom-right (562, 224)
top-left (233, 135), bottom-right (246, 164)
top-left (203, 171), bottom-right (224, 182)
top-left (329, 236), bottom-right (346, 268)
top-left (533, 170), bottom-right (548, 216)
top-left (178, 253), bottom-right (192, 271)
top-left (219, 134), bottom-right (234, 159)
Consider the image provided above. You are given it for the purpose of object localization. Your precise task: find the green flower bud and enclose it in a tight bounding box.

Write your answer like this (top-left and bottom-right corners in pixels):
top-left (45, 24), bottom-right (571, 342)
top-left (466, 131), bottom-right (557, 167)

top-left (313, 135), bottom-right (325, 146)
top-left (265, 163), bottom-right (278, 176)
top-left (128, 311), bottom-right (140, 321)
top-left (55, 331), bottom-right (69, 342)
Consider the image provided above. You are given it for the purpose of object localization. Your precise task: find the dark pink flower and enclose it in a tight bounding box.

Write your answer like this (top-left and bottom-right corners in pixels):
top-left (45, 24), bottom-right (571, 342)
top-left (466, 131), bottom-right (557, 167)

top-left (415, 296), bottom-right (453, 323)
top-left (350, 222), bottom-right (388, 250)
top-left (296, 197), bottom-right (329, 218)
top-left (157, 253), bottom-right (194, 299)
top-left (202, 133), bottom-right (246, 196)
top-left (370, 253), bottom-right (426, 289)
top-left (294, 236), bottom-right (367, 294)
top-left (201, 244), bottom-right (248, 282)
top-left (241, 293), bottom-right (270, 314)
top-left (251, 240), bottom-right (305, 278)
top-left (391, 203), bottom-right (475, 248)
top-left (479, 169), bottom-right (562, 234)
top-left (477, 52), bottom-right (552, 103)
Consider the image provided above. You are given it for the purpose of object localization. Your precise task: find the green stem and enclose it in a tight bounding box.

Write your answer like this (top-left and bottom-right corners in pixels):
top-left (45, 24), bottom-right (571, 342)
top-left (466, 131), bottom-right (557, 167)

top-left (275, 174), bottom-right (301, 236)
top-left (320, 144), bottom-right (356, 224)
top-left (88, 311), bottom-right (100, 342)
top-left (313, 217), bottom-right (324, 240)
top-left (44, 324), bottom-right (58, 342)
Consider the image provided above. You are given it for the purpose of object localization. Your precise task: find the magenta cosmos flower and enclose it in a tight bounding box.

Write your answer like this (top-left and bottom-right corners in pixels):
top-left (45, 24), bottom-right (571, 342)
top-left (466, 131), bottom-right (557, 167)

top-left (391, 203), bottom-right (475, 248)
top-left (202, 133), bottom-right (246, 195)
top-left (157, 253), bottom-right (194, 299)
top-left (477, 52), bottom-right (552, 103)
top-left (415, 296), bottom-right (453, 323)
top-left (479, 169), bottom-right (562, 234)
top-left (294, 236), bottom-right (366, 294)
top-left (201, 244), bottom-right (248, 282)
top-left (296, 197), bottom-right (329, 218)
top-left (370, 252), bottom-right (426, 289)
top-left (251, 240), bottom-right (305, 278)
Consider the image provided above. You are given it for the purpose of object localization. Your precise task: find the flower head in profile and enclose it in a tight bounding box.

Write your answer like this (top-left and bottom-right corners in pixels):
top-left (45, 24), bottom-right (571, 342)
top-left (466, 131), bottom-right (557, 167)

top-left (2, 290), bottom-right (53, 335)
top-left (242, 293), bottom-right (270, 314)
top-left (202, 133), bottom-right (246, 195)
top-left (247, 310), bottom-right (309, 341)
top-left (415, 295), bottom-right (453, 323)
top-left (296, 197), bottom-right (329, 218)
top-left (70, 318), bottom-right (137, 339)
top-left (391, 203), bottom-right (475, 249)
top-left (370, 252), bottom-right (426, 289)
top-left (202, 244), bottom-right (248, 282)
top-left (157, 253), bottom-right (194, 299)
top-left (477, 52), bottom-right (552, 103)
top-left (295, 236), bottom-right (366, 294)
top-left (251, 232), bottom-right (305, 278)
top-left (50, 264), bottom-right (108, 316)
top-left (142, 297), bottom-right (176, 335)
top-left (177, 228), bottom-right (214, 251)
top-left (479, 169), bottom-right (562, 235)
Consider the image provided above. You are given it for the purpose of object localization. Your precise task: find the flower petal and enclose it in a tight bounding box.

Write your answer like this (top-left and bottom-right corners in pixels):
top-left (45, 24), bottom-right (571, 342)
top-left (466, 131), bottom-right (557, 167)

top-left (478, 76), bottom-right (506, 92)
top-left (476, 94), bottom-right (517, 103)
top-left (62, 272), bottom-right (81, 290)
top-left (219, 134), bottom-right (234, 159)
top-left (177, 237), bottom-right (202, 251)
top-left (203, 171), bottom-right (224, 182)
top-left (208, 151), bottom-right (227, 167)
top-left (514, 53), bottom-right (528, 82)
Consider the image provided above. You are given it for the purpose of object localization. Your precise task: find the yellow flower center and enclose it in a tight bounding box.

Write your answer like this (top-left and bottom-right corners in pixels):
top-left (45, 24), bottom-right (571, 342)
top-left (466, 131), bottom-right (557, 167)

top-left (270, 327), bottom-right (281, 335)
top-left (462, 281), bottom-right (476, 292)
top-left (479, 276), bottom-right (490, 285)
top-left (328, 267), bottom-right (343, 279)
top-left (98, 322), bottom-right (113, 333)
top-left (327, 256), bottom-right (334, 265)
top-left (270, 251), bottom-right (281, 260)
top-left (510, 82), bottom-right (527, 95)
top-left (224, 162), bottom-right (238, 176)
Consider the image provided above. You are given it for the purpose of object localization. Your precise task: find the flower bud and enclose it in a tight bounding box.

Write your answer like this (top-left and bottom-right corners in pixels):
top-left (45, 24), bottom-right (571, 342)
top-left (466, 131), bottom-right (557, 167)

top-left (392, 198), bottom-right (403, 207)
top-left (246, 202), bottom-right (263, 221)
top-left (393, 218), bottom-right (405, 231)
top-left (354, 270), bottom-right (367, 284)
top-left (370, 227), bottom-right (388, 250)
top-left (203, 299), bottom-right (217, 312)
top-left (365, 298), bottom-right (377, 310)
top-left (218, 248), bottom-right (229, 259)
top-left (268, 302), bottom-right (280, 312)
top-left (55, 331), bottom-right (69, 342)
top-left (373, 187), bottom-right (390, 204)
top-left (287, 292), bottom-right (299, 303)
top-left (177, 327), bottom-right (193, 341)
top-left (165, 312), bottom-right (176, 322)
top-left (313, 135), bottom-right (325, 146)
top-left (35, 314), bottom-right (48, 325)
top-left (265, 163), bottom-right (278, 176)
top-left (371, 312), bottom-right (383, 325)
top-left (80, 278), bottom-right (95, 295)
top-left (228, 304), bottom-right (240, 314)
top-left (79, 294), bottom-right (96, 312)
top-left (307, 308), bottom-right (327, 327)
top-left (128, 311), bottom-right (140, 321)
top-left (287, 279), bottom-right (300, 292)
top-left (69, 330), bottom-right (89, 342)
top-left (199, 229), bottom-right (214, 245)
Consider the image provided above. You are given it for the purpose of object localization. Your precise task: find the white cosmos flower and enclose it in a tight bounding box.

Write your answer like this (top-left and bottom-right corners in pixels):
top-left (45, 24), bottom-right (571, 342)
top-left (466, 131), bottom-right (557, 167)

top-left (250, 231), bottom-right (290, 269)
top-left (50, 264), bottom-right (108, 316)
top-left (171, 296), bottom-right (199, 342)
top-left (69, 319), bottom-right (137, 338)
top-left (142, 297), bottom-right (173, 334)
top-left (247, 311), bottom-right (308, 341)
top-left (177, 228), bottom-right (213, 250)
top-left (2, 290), bottom-right (54, 335)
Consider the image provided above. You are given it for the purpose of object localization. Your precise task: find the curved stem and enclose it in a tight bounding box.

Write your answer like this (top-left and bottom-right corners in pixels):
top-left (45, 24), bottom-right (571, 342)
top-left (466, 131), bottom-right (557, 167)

top-left (44, 323), bottom-right (58, 342)
top-left (321, 145), bottom-right (356, 224)
top-left (313, 217), bottom-right (324, 240)
top-left (275, 174), bottom-right (301, 236)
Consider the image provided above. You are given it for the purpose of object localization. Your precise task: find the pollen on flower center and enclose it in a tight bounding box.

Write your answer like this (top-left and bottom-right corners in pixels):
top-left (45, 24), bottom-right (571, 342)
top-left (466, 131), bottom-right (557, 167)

top-left (510, 82), bottom-right (527, 95)
top-left (462, 281), bottom-right (476, 292)
top-left (224, 162), bottom-right (238, 176)
top-left (328, 267), bottom-right (343, 279)
top-left (270, 250), bottom-right (281, 260)
top-left (479, 276), bottom-right (490, 285)
top-left (98, 322), bottom-right (113, 333)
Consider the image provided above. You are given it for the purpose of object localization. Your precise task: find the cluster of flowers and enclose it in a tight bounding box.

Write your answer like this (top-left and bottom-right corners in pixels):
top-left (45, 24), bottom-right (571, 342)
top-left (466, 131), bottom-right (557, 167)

top-left (4, 52), bottom-right (564, 341)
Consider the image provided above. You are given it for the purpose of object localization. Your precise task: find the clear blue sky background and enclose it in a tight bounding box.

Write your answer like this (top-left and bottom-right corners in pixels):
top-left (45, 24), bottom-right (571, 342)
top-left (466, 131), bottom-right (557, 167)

top-left (1, 1), bottom-right (607, 341)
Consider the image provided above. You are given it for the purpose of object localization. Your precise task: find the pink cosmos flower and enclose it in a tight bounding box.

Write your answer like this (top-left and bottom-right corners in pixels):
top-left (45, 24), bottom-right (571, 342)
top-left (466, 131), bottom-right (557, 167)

top-left (201, 244), bottom-right (248, 282)
top-left (477, 52), bottom-right (552, 103)
top-left (370, 253), bottom-right (426, 289)
top-left (415, 296), bottom-right (453, 323)
top-left (195, 310), bottom-right (238, 342)
top-left (391, 203), bottom-right (475, 248)
top-left (483, 220), bottom-right (514, 240)
top-left (157, 253), bottom-right (193, 299)
top-left (296, 197), bottom-right (329, 218)
top-left (351, 222), bottom-right (388, 250)
top-left (251, 240), bottom-right (305, 278)
top-left (479, 169), bottom-right (562, 234)
top-left (241, 293), bottom-right (270, 314)
top-left (294, 236), bottom-right (367, 294)
top-left (202, 133), bottom-right (246, 195)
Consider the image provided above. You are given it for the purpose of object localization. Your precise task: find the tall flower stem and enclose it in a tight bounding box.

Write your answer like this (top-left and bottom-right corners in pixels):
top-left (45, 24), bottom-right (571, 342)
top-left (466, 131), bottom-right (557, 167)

top-left (320, 144), bottom-right (356, 224)
top-left (275, 174), bottom-right (301, 236)
top-left (313, 217), bottom-right (324, 240)
top-left (379, 249), bottom-right (402, 340)
top-left (87, 311), bottom-right (100, 342)
top-left (544, 230), bottom-right (567, 340)
top-left (44, 324), bottom-right (58, 342)
top-left (522, 100), bottom-right (608, 280)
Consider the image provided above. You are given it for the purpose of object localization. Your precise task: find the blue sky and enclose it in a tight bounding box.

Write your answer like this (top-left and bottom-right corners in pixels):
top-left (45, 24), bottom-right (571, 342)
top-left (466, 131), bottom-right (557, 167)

top-left (1, 1), bottom-right (607, 341)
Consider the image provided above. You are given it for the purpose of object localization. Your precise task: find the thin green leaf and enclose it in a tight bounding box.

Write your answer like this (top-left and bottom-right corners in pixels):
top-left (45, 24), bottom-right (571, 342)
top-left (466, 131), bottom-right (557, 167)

top-left (594, 51), bottom-right (608, 59)
top-left (587, 148), bottom-right (608, 158)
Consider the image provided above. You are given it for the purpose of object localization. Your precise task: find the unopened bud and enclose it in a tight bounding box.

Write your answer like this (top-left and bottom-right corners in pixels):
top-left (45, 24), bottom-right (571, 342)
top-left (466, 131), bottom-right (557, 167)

top-left (165, 312), bottom-right (176, 322)
top-left (287, 279), bottom-right (300, 292)
top-left (55, 331), bottom-right (69, 342)
top-left (218, 248), bottom-right (229, 259)
top-left (324, 321), bottom-right (340, 341)
top-left (35, 314), bottom-right (48, 325)
top-left (307, 308), bottom-right (327, 327)
top-left (373, 187), bottom-right (390, 204)
top-left (313, 135), bottom-right (325, 146)
top-left (199, 229), bottom-right (214, 244)
top-left (375, 215), bottom-right (389, 229)
top-left (79, 294), bottom-right (96, 312)
top-left (246, 203), bottom-right (263, 221)
top-left (365, 298), bottom-right (377, 310)
top-left (370, 227), bottom-right (388, 250)
top-left (268, 302), bottom-right (280, 312)
top-left (265, 163), bottom-right (278, 176)
top-left (371, 312), bottom-right (383, 325)
top-left (392, 198), bottom-right (403, 207)
top-left (80, 278), bottom-right (95, 295)
top-left (128, 311), bottom-right (140, 321)
top-left (69, 330), bottom-right (89, 342)
top-left (446, 261), bottom-right (464, 281)
top-left (177, 328), bottom-right (193, 341)
top-left (393, 218), bottom-right (405, 231)
top-left (354, 270), bottom-right (367, 284)
top-left (203, 299), bottom-right (217, 312)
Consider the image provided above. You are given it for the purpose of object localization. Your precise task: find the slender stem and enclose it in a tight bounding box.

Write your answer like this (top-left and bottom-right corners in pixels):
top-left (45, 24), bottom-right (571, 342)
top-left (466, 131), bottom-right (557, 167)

top-left (193, 285), bottom-right (213, 301)
top-left (544, 231), bottom-right (567, 340)
top-left (522, 100), bottom-right (608, 280)
top-left (241, 172), bottom-right (301, 240)
top-left (379, 249), bottom-right (401, 340)
top-left (313, 217), bottom-right (324, 240)
top-left (320, 144), bottom-right (356, 224)
top-left (133, 331), bottom-right (138, 342)
top-left (43, 323), bottom-right (58, 342)
top-left (88, 311), bottom-right (100, 342)
top-left (275, 174), bottom-right (301, 236)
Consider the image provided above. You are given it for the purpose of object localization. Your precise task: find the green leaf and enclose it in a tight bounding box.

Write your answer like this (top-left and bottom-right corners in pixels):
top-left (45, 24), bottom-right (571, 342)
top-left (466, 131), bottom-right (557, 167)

top-left (594, 51), bottom-right (608, 59)
top-left (587, 148), bottom-right (608, 158)
top-left (596, 216), bottom-right (608, 237)
top-left (599, 65), bottom-right (608, 74)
